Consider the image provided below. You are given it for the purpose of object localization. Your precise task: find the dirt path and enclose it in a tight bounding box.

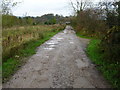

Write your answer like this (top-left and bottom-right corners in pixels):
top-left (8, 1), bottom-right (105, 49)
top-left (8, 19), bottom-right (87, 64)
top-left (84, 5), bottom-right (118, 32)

top-left (3, 26), bottom-right (110, 88)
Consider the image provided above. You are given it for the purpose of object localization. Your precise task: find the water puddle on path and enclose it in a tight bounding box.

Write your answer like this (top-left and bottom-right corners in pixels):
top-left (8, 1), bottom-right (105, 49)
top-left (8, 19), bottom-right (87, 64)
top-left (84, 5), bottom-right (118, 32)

top-left (46, 41), bottom-right (58, 45)
top-left (70, 42), bottom-right (74, 44)
top-left (49, 45), bottom-right (56, 48)
top-left (44, 36), bottom-right (63, 51)
top-left (56, 38), bottom-right (63, 40)
top-left (44, 41), bottom-right (57, 50)
top-left (44, 48), bottom-right (54, 50)
top-left (64, 30), bottom-right (67, 34)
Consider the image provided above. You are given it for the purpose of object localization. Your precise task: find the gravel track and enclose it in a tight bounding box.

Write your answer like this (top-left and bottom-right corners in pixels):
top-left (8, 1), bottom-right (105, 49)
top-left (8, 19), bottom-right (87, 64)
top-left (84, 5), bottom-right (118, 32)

top-left (3, 26), bottom-right (110, 88)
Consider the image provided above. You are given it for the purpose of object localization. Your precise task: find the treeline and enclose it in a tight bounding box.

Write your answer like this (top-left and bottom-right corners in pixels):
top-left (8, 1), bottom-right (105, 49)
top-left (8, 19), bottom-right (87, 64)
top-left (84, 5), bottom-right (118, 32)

top-left (2, 15), bottom-right (34, 28)
top-left (35, 14), bottom-right (69, 25)
top-left (2, 14), bottom-right (69, 28)
top-left (70, 0), bottom-right (120, 88)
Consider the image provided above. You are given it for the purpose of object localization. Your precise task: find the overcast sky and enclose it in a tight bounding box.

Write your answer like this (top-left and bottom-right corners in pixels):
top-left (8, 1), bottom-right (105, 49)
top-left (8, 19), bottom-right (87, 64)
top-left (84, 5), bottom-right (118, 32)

top-left (12, 0), bottom-right (100, 17)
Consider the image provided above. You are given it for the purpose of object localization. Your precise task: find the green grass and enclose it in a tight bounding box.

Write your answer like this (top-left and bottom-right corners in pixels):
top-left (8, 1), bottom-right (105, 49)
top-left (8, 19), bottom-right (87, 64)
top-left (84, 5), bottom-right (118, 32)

top-left (76, 33), bottom-right (94, 39)
top-left (2, 28), bottom-right (62, 83)
top-left (86, 39), bottom-right (120, 88)
top-left (86, 39), bottom-right (102, 64)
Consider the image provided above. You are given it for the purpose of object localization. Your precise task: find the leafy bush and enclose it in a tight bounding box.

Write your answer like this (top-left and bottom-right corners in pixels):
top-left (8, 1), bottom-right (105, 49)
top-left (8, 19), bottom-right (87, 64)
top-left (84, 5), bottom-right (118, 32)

top-left (100, 26), bottom-right (120, 63)
top-left (71, 9), bottom-right (107, 38)
top-left (2, 15), bottom-right (19, 28)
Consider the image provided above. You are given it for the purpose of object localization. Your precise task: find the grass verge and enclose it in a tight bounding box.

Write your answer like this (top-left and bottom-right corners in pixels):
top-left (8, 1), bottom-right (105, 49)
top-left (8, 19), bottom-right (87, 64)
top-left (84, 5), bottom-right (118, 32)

top-left (76, 32), bottom-right (94, 39)
top-left (2, 28), bottom-right (62, 83)
top-left (86, 39), bottom-right (120, 88)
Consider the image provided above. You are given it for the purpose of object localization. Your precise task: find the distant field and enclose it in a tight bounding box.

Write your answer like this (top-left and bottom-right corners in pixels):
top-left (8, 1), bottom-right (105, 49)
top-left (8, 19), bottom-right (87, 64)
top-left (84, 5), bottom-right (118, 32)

top-left (2, 25), bottom-right (65, 82)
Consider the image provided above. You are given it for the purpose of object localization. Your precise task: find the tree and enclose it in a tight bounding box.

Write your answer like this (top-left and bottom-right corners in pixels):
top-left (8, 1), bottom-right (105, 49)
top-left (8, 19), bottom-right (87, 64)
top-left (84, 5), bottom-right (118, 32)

top-left (2, 0), bottom-right (18, 15)
top-left (98, 0), bottom-right (118, 28)
top-left (70, 0), bottom-right (108, 37)
top-left (116, 1), bottom-right (120, 26)
top-left (70, 0), bottom-right (91, 15)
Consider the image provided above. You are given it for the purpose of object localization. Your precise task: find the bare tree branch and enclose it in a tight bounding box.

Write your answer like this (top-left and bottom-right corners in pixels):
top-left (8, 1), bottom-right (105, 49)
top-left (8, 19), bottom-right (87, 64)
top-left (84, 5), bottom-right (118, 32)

top-left (69, 0), bottom-right (91, 14)
top-left (2, 0), bottom-right (21, 15)
top-left (70, 0), bottom-right (77, 12)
